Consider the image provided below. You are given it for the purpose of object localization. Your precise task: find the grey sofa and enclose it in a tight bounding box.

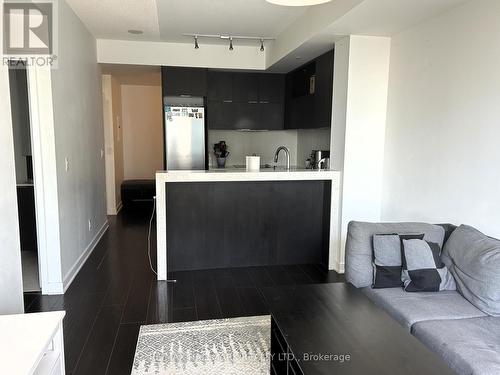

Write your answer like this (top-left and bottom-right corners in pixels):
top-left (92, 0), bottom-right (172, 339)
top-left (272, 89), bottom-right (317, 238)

top-left (345, 221), bottom-right (500, 375)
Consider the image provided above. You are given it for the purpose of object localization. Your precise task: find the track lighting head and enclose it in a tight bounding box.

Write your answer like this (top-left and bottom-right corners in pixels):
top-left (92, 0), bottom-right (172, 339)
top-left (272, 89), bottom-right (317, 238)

top-left (182, 34), bottom-right (274, 51)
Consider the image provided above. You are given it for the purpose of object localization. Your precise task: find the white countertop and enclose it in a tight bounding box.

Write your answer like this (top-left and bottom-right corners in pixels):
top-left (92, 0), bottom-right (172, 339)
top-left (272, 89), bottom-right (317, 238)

top-left (156, 168), bottom-right (340, 183)
top-left (0, 311), bottom-right (65, 375)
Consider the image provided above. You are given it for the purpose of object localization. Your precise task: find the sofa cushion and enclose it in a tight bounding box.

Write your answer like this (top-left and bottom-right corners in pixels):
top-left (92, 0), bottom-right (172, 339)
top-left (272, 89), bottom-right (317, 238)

top-left (401, 239), bottom-right (456, 292)
top-left (346, 222), bottom-right (445, 288)
top-left (373, 234), bottom-right (424, 289)
top-left (413, 317), bottom-right (500, 375)
top-left (442, 225), bottom-right (500, 316)
top-left (362, 287), bottom-right (486, 330)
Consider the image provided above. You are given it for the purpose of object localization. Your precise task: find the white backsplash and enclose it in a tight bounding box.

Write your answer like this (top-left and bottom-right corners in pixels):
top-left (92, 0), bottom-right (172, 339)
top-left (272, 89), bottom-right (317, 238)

top-left (296, 128), bottom-right (331, 168)
top-left (208, 128), bottom-right (331, 168)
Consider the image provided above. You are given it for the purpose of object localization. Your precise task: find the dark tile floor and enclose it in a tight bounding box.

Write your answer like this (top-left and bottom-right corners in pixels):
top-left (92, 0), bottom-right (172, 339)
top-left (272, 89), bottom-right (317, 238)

top-left (24, 210), bottom-right (344, 375)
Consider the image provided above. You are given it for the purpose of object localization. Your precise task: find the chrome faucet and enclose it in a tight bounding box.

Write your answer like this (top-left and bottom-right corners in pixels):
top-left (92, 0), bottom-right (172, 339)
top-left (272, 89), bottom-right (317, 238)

top-left (274, 146), bottom-right (291, 170)
top-left (317, 158), bottom-right (327, 170)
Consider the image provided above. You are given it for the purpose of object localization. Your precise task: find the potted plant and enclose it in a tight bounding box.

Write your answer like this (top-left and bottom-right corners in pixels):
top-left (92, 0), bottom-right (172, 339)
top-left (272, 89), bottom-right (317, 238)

top-left (214, 141), bottom-right (229, 168)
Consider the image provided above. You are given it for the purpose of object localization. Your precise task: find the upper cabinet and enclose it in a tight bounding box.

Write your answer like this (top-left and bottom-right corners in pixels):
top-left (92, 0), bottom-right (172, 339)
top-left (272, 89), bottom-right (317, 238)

top-left (207, 71), bottom-right (233, 101)
top-left (207, 71), bottom-right (285, 130)
top-left (259, 74), bottom-right (285, 104)
top-left (232, 73), bottom-right (259, 103)
top-left (314, 50), bottom-right (334, 129)
top-left (161, 56), bottom-right (333, 131)
top-left (285, 49), bottom-right (334, 129)
top-left (162, 66), bottom-right (207, 97)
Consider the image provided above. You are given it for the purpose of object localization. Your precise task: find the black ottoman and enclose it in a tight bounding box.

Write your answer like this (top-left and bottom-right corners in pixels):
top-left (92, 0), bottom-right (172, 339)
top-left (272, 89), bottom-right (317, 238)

top-left (121, 180), bottom-right (155, 211)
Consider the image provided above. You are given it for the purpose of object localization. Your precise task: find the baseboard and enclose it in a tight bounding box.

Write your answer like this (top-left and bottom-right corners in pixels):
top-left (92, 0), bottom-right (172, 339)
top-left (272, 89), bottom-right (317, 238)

top-left (62, 220), bottom-right (109, 293)
top-left (43, 282), bottom-right (65, 295)
top-left (107, 201), bottom-right (122, 215)
top-left (331, 260), bottom-right (345, 274)
top-left (116, 201), bottom-right (123, 214)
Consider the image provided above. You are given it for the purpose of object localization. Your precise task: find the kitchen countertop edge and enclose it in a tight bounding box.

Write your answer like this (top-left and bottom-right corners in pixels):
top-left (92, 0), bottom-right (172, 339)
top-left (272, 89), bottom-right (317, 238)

top-left (156, 168), bottom-right (340, 183)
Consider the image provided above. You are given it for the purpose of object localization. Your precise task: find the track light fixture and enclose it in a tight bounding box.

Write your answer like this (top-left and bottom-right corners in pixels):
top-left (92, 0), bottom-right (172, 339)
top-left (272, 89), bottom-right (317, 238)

top-left (183, 34), bottom-right (274, 52)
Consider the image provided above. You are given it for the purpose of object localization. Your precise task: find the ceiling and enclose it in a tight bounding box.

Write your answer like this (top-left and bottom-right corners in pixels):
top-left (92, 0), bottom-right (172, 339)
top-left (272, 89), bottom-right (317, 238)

top-left (268, 0), bottom-right (470, 71)
top-left (157, 0), bottom-right (309, 45)
top-left (66, 0), bottom-right (309, 44)
top-left (68, 0), bottom-right (470, 71)
top-left (322, 0), bottom-right (470, 37)
top-left (65, 0), bottom-right (161, 41)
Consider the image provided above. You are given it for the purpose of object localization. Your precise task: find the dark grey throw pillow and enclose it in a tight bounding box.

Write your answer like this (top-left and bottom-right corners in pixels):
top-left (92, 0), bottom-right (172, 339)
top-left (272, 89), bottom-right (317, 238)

top-left (401, 239), bottom-right (456, 292)
top-left (372, 233), bottom-right (424, 288)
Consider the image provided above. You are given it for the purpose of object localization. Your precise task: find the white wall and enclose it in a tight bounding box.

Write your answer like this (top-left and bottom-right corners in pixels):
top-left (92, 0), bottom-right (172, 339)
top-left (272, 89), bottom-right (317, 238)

top-left (121, 85), bottom-right (163, 179)
top-left (331, 37), bottom-right (349, 172)
top-left (50, 0), bottom-right (107, 288)
top-left (97, 39), bottom-right (266, 70)
top-left (296, 128), bottom-right (331, 168)
top-left (336, 35), bottom-right (391, 271)
top-left (0, 66), bottom-right (24, 314)
top-left (111, 77), bottom-right (124, 202)
top-left (382, 0), bottom-right (500, 238)
top-left (102, 75), bottom-right (125, 214)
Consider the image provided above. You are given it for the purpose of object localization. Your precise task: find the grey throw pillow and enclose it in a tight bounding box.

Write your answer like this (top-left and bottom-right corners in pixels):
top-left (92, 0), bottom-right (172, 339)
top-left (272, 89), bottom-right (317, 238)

top-left (401, 239), bottom-right (456, 292)
top-left (442, 225), bottom-right (500, 316)
top-left (345, 222), bottom-right (446, 288)
top-left (372, 233), bottom-right (423, 288)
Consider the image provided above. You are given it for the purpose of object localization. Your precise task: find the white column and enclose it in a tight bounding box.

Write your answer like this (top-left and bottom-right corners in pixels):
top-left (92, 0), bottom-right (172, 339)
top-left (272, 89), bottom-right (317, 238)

top-left (335, 36), bottom-right (392, 270)
top-left (156, 173), bottom-right (167, 280)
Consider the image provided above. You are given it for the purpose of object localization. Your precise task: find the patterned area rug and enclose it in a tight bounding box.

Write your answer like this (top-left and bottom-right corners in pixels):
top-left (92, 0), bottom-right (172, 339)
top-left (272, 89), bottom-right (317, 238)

top-left (132, 315), bottom-right (271, 375)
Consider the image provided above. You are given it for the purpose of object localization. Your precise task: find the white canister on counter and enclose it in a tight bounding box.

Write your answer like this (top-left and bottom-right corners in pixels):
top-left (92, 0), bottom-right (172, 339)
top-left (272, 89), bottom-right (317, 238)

top-left (246, 156), bottom-right (260, 171)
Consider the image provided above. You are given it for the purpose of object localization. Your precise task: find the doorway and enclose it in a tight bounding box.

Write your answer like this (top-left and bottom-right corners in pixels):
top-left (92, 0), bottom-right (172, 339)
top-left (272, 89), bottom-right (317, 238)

top-left (9, 64), bottom-right (40, 292)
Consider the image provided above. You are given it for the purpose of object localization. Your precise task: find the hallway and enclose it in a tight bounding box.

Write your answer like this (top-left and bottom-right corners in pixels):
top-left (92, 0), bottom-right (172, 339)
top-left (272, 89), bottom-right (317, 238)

top-left (24, 211), bottom-right (343, 375)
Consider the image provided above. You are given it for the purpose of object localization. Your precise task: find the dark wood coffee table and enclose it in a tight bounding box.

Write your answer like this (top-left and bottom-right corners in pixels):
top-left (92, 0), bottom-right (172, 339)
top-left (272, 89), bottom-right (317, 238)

top-left (261, 283), bottom-right (454, 375)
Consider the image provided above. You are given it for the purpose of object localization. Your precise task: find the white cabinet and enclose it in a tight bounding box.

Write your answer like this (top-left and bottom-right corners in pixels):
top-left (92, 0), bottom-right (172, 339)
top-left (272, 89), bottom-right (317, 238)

top-left (0, 311), bottom-right (65, 375)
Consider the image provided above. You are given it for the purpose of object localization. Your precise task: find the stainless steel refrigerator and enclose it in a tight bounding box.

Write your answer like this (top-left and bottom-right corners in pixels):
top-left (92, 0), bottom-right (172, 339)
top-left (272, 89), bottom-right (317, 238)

top-left (164, 97), bottom-right (206, 170)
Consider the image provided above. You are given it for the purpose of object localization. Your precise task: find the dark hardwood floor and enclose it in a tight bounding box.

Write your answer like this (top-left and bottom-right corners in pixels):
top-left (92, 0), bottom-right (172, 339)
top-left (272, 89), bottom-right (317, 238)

top-left (24, 210), bottom-right (344, 375)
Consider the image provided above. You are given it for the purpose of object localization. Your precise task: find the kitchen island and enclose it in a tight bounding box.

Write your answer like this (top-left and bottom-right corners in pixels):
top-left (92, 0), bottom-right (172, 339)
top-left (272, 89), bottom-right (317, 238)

top-left (155, 168), bottom-right (341, 280)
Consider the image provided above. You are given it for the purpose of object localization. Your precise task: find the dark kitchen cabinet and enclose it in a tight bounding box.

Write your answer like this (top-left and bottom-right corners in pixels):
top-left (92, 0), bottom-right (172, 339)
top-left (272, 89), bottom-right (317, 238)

top-left (166, 180), bottom-right (331, 271)
top-left (259, 74), bottom-right (285, 103)
top-left (208, 101), bottom-right (284, 131)
top-left (163, 66), bottom-right (286, 130)
top-left (233, 73), bottom-right (284, 104)
top-left (288, 95), bottom-right (315, 129)
top-left (314, 50), bottom-right (334, 128)
top-left (207, 71), bottom-right (285, 130)
top-left (208, 101), bottom-right (264, 130)
top-left (259, 102), bottom-right (284, 130)
top-left (162, 66), bottom-right (207, 97)
top-left (207, 71), bottom-right (233, 101)
top-left (285, 49), bottom-right (334, 129)
top-left (207, 100), bottom-right (237, 130)
top-left (234, 102), bottom-right (260, 130)
top-left (233, 73), bottom-right (259, 103)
